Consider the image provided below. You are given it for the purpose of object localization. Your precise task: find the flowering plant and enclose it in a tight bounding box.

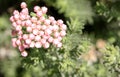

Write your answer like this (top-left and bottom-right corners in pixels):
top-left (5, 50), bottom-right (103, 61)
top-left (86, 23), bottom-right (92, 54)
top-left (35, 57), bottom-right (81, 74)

top-left (8, 1), bottom-right (120, 77)
top-left (10, 2), bottom-right (67, 57)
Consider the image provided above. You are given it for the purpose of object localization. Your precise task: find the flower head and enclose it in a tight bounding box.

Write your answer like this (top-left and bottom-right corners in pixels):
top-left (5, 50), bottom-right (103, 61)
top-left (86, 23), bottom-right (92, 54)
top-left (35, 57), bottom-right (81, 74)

top-left (10, 2), bottom-right (67, 57)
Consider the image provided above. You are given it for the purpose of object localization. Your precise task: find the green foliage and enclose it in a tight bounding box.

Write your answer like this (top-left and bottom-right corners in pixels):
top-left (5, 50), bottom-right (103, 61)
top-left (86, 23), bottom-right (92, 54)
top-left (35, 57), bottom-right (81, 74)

top-left (99, 44), bottom-right (120, 73)
top-left (95, 1), bottom-right (120, 46)
top-left (45, 0), bottom-right (94, 24)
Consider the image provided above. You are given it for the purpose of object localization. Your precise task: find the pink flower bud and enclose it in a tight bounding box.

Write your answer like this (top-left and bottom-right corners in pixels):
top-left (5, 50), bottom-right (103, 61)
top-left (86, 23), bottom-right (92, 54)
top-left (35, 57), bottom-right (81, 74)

top-left (16, 39), bottom-right (21, 46)
top-left (23, 34), bottom-right (28, 40)
top-left (48, 26), bottom-right (53, 30)
top-left (41, 25), bottom-right (47, 30)
top-left (19, 45), bottom-right (25, 51)
top-left (54, 32), bottom-right (59, 37)
top-left (23, 43), bottom-right (29, 48)
top-left (18, 35), bottom-right (23, 41)
top-left (34, 6), bottom-right (40, 12)
top-left (31, 26), bottom-right (36, 30)
top-left (10, 16), bottom-right (15, 22)
top-left (48, 37), bottom-right (53, 43)
top-left (45, 29), bottom-right (52, 35)
top-left (21, 2), bottom-right (27, 9)
top-left (20, 13), bottom-right (26, 20)
top-left (14, 14), bottom-right (19, 20)
top-left (36, 25), bottom-right (41, 30)
top-left (12, 41), bottom-right (17, 47)
top-left (53, 39), bottom-right (59, 45)
top-left (31, 23), bottom-right (36, 28)
top-left (12, 22), bottom-right (17, 27)
top-left (16, 20), bottom-right (21, 25)
top-left (57, 19), bottom-right (63, 25)
top-left (12, 38), bottom-right (17, 42)
top-left (25, 20), bottom-right (32, 26)
top-left (21, 21), bottom-right (26, 26)
top-left (60, 24), bottom-right (67, 30)
top-left (33, 29), bottom-right (39, 35)
top-left (51, 20), bottom-right (56, 25)
top-left (12, 38), bottom-right (17, 47)
top-left (53, 25), bottom-right (59, 31)
top-left (43, 42), bottom-right (49, 48)
top-left (18, 30), bottom-right (23, 35)
top-left (16, 25), bottom-right (22, 31)
top-left (57, 36), bottom-right (62, 41)
top-left (12, 30), bottom-right (17, 36)
top-left (13, 10), bottom-right (19, 15)
top-left (35, 35), bottom-right (41, 41)
top-left (41, 39), bottom-right (46, 44)
top-left (31, 17), bottom-right (37, 23)
top-left (39, 31), bottom-right (44, 36)
top-left (26, 15), bottom-right (30, 19)
top-left (35, 42), bottom-right (42, 48)
top-left (25, 39), bottom-right (31, 45)
top-left (21, 51), bottom-right (28, 57)
top-left (49, 16), bottom-right (55, 21)
top-left (30, 41), bottom-right (35, 48)
top-left (39, 16), bottom-right (45, 22)
top-left (29, 34), bottom-right (35, 40)
top-left (57, 42), bottom-right (62, 48)
top-left (60, 30), bottom-right (66, 37)
top-left (41, 6), bottom-right (48, 14)
top-left (37, 11), bottom-right (43, 17)
top-left (27, 26), bottom-right (32, 32)
top-left (44, 19), bottom-right (50, 25)
top-left (36, 20), bottom-right (41, 25)
top-left (42, 35), bottom-right (49, 39)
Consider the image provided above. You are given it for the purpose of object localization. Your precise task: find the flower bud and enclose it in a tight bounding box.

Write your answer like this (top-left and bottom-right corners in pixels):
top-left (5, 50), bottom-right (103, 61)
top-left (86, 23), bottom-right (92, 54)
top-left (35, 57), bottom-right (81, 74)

top-left (44, 19), bottom-right (50, 25)
top-left (53, 39), bottom-right (59, 45)
top-left (16, 39), bottom-right (21, 46)
top-left (60, 30), bottom-right (66, 37)
top-left (30, 41), bottom-right (35, 48)
top-left (10, 16), bottom-right (15, 22)
top-left (13, 10), bottom-right (19, 15)
top-left (41, 6), bottom-right (48, 14)
top-left (25, 39), bottom-right (31, 45)
top-left (34, 6), bottom-right (40, 12)
top-left (57, 19), bottom-right (63, 25)
top-left (21, 51), bottom-right (28, 57)
top-left (27, 26), bottom-right (32, 32)
top-left (14, 14), bottom-right (19, 20)
top-left (35, 42), bottom-right (42, 48)
top-left (54, 32), bottom-right (59, 37)
top-left (57, 42), bottom-right (62, 48)
top-left (26, 20), bottom-right (32, 26)
top-left (33, 29), bottom-right (39, 35)
top-left (35, 35), bottom-right (41, 41)
top-left (23, 34), bottom-right (28, 40)
top-left (60, 24), bottom-right (67, 30)
top-left (19, 45), bottom-right (25, 51)
top-left (29, 34), bottom-right (35, 40)
top-left (31, 17), bottom-right (37, 23)
top-left (37, 11), bottom-right (43, 17)
top-left (43, 42), bottom-right (49, 48)
top-left (48, 37), bottom-right (53, 43)
top-left (41, 39), bottom-right (46, 44)
top-left (21, 2), bottom-right (27, 9)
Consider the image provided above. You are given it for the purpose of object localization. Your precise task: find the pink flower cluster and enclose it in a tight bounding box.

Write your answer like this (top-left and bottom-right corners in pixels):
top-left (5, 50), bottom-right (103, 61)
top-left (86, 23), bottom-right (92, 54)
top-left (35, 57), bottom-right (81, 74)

top-left (10, 2), bottom-right (67, 57)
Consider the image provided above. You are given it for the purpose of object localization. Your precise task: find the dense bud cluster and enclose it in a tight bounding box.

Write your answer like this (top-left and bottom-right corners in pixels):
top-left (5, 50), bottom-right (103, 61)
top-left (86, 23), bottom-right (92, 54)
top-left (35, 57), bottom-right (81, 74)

top-left (10, 2), bottom-right (67, 57)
